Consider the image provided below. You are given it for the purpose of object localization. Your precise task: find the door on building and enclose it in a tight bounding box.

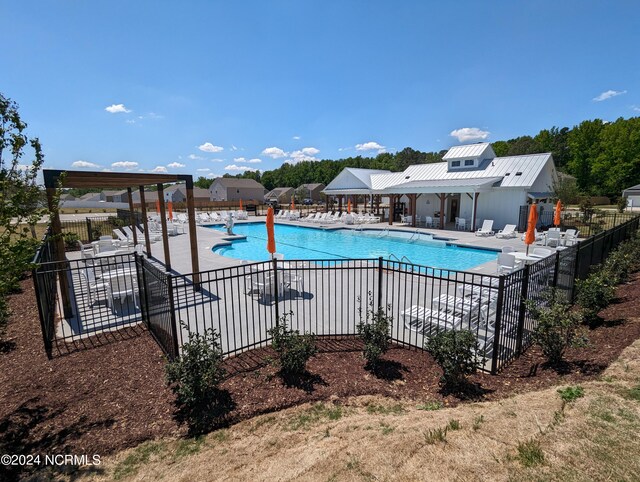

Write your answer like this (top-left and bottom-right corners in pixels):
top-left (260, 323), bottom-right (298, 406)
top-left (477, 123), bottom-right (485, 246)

top-left (449, 197), bottom-right (459, 222)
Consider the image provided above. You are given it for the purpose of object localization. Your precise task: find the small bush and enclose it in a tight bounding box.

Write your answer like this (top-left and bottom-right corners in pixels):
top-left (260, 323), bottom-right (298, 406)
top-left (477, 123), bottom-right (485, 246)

top-left (423, 427), bottom-right (448, 444)
top-left (557, 385), bottom-right (585, 402)
top-left (616, 196), bottom-right (628, 213)
top-left (165, 326), bottom-right (226, 434)
top-left (356, 294), bottom-right (391, 369)
top-left (268, 314), bottom-right (317, 376)
top-left (472, 415), bottom-right (484, 431)
top-left (425, 329), bottom-right (483, 390)
top-left (575, 271), bottom-right (615, 324)
top-left (516, 439), bottom-right (544, 467)
top-left (448, 419), bottom-right (461, 430)
top-left (63, 231), bottom-right (80, 250)
top-left (416, 401), bottom-right (443, 411)
top-left (528, 299), bottom-right (587, 365)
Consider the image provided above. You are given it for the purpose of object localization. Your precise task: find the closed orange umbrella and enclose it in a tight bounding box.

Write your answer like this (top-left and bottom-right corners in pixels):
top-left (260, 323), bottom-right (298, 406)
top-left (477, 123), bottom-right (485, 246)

top-left (347, 198), bottom-right (352, 214)
top-left (291, 195), bottom-right (295, 211)
top-left (554, 199), bottom-right (562, 227)
top-left (167, 200), bottom-right (173, 221)
top-left (266, 206), bottom-right (276, 257)
top-left (524, 203), bottom-right (538, 255)
top-left (156, 199), bottom-right (160, 214)
top-left (239, 198), bottom-right (243, 210)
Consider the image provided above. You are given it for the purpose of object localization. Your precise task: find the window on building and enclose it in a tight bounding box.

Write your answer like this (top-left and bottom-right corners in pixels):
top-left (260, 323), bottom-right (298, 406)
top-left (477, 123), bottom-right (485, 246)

top-left (464, 159), bottom-right (474, 166)
top-left (451, 160), bottom-right (461, 167)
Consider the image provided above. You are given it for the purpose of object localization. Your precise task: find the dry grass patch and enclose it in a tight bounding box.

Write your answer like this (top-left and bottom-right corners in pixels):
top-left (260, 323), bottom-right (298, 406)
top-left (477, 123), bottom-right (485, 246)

top-left (83, 340), bottom-right (640, 482)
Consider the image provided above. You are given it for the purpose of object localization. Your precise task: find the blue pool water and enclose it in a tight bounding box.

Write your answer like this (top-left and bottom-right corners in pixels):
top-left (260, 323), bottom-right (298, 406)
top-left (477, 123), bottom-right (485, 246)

top-left (210, 223), bottom-right (497, 271)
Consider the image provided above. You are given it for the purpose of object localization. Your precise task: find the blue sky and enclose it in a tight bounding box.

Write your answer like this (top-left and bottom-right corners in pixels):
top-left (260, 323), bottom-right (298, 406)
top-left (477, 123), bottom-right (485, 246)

top-left (3, 1), bottom-right (640, 178)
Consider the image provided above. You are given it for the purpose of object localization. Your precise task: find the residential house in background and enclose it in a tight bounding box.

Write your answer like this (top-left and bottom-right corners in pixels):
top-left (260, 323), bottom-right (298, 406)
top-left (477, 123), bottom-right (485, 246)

top-left (297, 183), bottom-right (326, 202)
top-left (79, 192), bottom-right (104, 202)
top-left (102, 189), bottom-right (128, 203)
top-left (209, 178), bottom-right (266, 201)
top-left (623, 183), bottom-right (640, 209)
top-left (265, 187), bottom-right (295, 204)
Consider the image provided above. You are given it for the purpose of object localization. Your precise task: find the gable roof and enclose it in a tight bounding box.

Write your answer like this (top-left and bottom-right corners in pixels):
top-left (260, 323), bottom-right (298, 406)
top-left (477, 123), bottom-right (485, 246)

top-left (212, 177), bottom-right (264, 189)
top-left (299, 183), bottom-right (325, 190)
top-left (623, 184), bottom-right (640, 196)
top-left (324, 168), bottom-right (391, 194)
top-left (443, 142), bottom-right (495, 160)
top-left (266, 187), bottom-right (294, 197)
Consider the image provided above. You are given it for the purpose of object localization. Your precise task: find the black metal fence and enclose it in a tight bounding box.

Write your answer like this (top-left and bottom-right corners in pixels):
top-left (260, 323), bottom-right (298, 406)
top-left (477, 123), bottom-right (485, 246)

top-left (517, 205), bottom-right (637, 237)
top-left (32, 214), bottom-right (640, 371)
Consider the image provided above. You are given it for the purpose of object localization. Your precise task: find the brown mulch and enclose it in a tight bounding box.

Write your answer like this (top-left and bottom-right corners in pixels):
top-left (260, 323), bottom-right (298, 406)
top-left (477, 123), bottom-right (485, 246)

top-left (1, 272), bottom-right (640, 477)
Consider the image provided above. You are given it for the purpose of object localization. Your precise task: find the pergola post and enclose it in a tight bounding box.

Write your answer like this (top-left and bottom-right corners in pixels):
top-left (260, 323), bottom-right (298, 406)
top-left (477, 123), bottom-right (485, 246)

top-left (138, 186), bottom-right (152, 255)
top-left (439, 193), bottom-right (446, 229)
top-left (338, 195), bottom-right (343, 213)
top-left (46, 186), bottom-right (73, 319)
top-left (185, 177), bottom-right (201, 289)
top-left (409, 194), bottom-right (417, 227)
top-left (127, 188), bottom-right (138, 246)
top-left (157, 183), bottom-right (171, 270)
top-left (388, 195), bottom-right (395, 225)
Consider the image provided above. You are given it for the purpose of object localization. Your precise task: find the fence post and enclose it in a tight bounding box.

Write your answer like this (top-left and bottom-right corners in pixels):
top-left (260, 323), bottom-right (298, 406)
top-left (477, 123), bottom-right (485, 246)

top-left (571, 245), bottom-right (580, 302)
top-left (134, 253), bottom-right (149, 328)
top-left (272, 258), bottom-right (280, 324)
top-left (490, 276), bottom-right (506, 374)
top-left (515, 264), bottom-right (530, 356)
top-left (377, 256), bottom-right (384, 311)
top-left (552, 251), bottom-right (560, 288)
top-left (32, 267), bottom-right (53, 359)
top-left (86, 218), bottom-right (93, 242)
top-left (166, 273), bottom-right (180, 360)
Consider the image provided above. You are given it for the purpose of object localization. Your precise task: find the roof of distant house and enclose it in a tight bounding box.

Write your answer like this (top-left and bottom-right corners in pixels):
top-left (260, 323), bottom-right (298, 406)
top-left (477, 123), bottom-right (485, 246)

top-left (211, 178), bottom-right (264, 189)
top-left (265, 187), bottom-right (294, 197)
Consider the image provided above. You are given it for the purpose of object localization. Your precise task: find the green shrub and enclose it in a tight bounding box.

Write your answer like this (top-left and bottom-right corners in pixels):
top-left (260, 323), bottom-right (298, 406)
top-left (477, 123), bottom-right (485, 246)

top-left (516, 439), bottom-right (544, 467)
top-left (63, 231), bottom-right (80, 250)
top-left (575, 271), bottom-right (615, 324)
top-left (557, 385), bottom-right (585, 402)
top-left (165, 326), bottom-right (226, 434)
top-left (356, 294), bottom-right (391, 369)
top-left (425, 329), bottom-right (483, 389)
top-left (268, 315), bottom-right (317, 376)
top-left (617, 196), bottom-right (628, 213)
top-left (528, 299), bottom-right (586, 364)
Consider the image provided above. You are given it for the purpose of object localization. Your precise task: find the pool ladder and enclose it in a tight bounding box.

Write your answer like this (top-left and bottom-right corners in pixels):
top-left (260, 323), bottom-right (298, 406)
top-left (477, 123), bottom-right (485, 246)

top-left (377, 227), bottom-right (390, 237)
top-left (408, 229), bottom-right (421, 241)
top-left (389, 253), bottom-right (413, 264)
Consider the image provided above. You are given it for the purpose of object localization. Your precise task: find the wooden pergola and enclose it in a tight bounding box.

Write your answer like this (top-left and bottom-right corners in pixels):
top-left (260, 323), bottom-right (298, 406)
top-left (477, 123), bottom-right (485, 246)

top-left (44, 170), bottom-right (202, 316)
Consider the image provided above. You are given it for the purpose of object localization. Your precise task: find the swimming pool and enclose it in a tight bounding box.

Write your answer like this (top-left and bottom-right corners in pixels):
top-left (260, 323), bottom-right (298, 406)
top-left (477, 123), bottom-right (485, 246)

top-left (210, 223), bottom-right (497, 271)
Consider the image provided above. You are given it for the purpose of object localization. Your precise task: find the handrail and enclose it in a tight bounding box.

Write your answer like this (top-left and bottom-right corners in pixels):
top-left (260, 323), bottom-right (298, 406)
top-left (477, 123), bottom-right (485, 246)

top-left (388, 253), bottom-right (401, 262)
top-left (378, 228), bottom-right (389, 237)
top-left (401, 255), bottom-right (413, 264)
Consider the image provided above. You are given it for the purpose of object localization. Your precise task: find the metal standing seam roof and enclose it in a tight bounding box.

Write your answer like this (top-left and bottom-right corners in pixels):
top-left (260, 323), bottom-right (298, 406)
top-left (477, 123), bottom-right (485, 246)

top-left (623, 184), bottom-right (640, 195)
top-left (442, 142), bottom-right (495, 160)
top-left (323, 168), bottom-right (391, 192)
top-left (381, 177), bottom-right (504, 194)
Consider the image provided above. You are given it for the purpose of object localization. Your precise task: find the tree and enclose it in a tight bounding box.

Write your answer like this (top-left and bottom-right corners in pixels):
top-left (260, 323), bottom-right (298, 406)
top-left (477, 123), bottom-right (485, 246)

top-left (0, 93), bottom-right (49, 330)
top-left (194, 176), bottom-right (214, 189)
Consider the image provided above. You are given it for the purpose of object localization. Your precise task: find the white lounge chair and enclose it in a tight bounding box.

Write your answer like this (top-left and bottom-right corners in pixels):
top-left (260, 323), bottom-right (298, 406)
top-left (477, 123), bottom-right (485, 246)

top-left (496, 224), bottom-right (517, 239)
top-left (475, 220), bottom-right (495, 236)
top-left (531, 247), bottom-right (553, 259)
top-left (401, 305), bottom-right (465, 336)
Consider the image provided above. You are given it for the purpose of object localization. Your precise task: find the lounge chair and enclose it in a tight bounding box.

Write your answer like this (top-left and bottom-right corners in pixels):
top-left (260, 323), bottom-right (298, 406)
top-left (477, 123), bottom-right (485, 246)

top-left (113, 229), bottom-right (134, 246)
top-left (401, 305), bottom-right (465, 336)
top-left (475, 220), bottom-right (495, 236)
top-left (496, 224), bottom-right (517, 239)
top-left (531, 247), bottom-right (553, 259)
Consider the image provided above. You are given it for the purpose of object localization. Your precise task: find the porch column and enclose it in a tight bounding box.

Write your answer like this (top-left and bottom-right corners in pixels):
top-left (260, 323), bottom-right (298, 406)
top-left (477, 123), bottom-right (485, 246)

top-left (439, 193), bottom-right (445, 229)
top-left (410, 194), bottom-right (417, 227)
top-left (126, 187), bottom-right (138, 246)
top-left (353, 195), bottom-right (358, 213)
top-left (388, 195), bottom-right (395, 225)
top-left (338, 195), bottom-right (343, 213)
top-left (471, 192), bottom-right (480, 232)
top-left (185, 178), bottom-right (201, 289)
top-left (157, 183), bottom-right (171, 271)
top-left (138, 186), bottom-right (152, 255)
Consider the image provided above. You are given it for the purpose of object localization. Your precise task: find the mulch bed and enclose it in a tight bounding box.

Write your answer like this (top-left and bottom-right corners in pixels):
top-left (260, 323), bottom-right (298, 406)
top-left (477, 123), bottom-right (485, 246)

top-left (1, 272), bottom-right (640, 478)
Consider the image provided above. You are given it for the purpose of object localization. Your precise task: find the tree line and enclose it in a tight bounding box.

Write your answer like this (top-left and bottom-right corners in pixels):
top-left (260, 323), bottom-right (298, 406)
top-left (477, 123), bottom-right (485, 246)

top-left (196, 117), bottom-right (640, 200)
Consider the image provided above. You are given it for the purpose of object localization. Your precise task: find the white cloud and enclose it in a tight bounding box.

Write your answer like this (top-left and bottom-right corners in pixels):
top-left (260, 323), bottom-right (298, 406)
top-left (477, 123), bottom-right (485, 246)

top-left (196, 168), bottom-right (211, 172)
top-left (449, 127), bottom-right (490, 142)
top-left (105, 103), bottom-right (131, 114)
top-left (355, 141), bottom-right (386, 154)
top-left (188, 154), bottom-right (205, 160)
top-left (287, 147), bottom-right (320, 164)
top-left (125, 119), bottom-right (136, 124)
top-left (167, 162), bottom-right (186, 169)
top-left (224, 164), bottom-right (258, 172)
top-left (338, 146), bottom-right (352, 152)
top-left (230, 145), bottom-right (239, 151)
top-left (632, 105), bottom-right (640, 112)
top-left (292, 135), bottom-right (301, 140)
top-left (111, 161), bottom-right (138, 169)
top-left (301, 147), bottom-right (319, 156)
top-left (210, 158), bottom-right (225, 162)
top-left (198, 142), bottom-right (224, 153)
top-left (234, 157), bottom-right (262, 164)
top-left (151, 166), bottom-right (168, 173)
top-left (261, 147), bottom-right (287, 159)
top-left (71, 160), bottom-right (100, 169)
top-left (593, 90), bottom-right (627, 102)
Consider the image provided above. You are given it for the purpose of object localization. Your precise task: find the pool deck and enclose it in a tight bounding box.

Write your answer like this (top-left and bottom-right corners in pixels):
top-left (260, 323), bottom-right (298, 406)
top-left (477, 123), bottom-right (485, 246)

top-left (143, 218), bottom-right (552, 276)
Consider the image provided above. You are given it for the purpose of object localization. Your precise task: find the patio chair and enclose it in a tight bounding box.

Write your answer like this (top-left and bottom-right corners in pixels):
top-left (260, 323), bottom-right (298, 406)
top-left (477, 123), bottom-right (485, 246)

top-left (98, 239), bottom-right (117, 253)
top-left (77, 240), bottom-right (95, 259)
top-left (107, 272), bottom-right (139, 315)
top-left (475, 220), bottom-right (495, 236)
top-left (424, 216), bottom-right (434, 228)
top-left (247, 270), bottom-right (277, 300)
top-left (496, 252), bottom-right (518, 274)
top-left (496, 224), bottom-right (517, 239)
top-left (455, 218), bottom-right (466, 230)
top-left (176, 213), bottom-right (188, 223)
top-left (564, 229), bottom-right (579, 246)
top-left (545, 229), bottom-right (562, 247)
top-left (281, 270), bottom-right (304, 296)
top-left (80, 268), bottom-right (108, 305)
top-left (501, 246), bottom-right (515, 253)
